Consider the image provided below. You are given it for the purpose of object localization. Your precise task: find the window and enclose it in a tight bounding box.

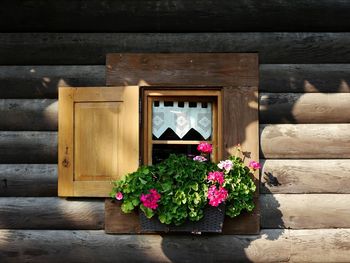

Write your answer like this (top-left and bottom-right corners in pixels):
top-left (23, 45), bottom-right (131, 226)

top-left (59, 53), bottom-right (259, 234)
top-left (142, 88), bottom-right (223, 165)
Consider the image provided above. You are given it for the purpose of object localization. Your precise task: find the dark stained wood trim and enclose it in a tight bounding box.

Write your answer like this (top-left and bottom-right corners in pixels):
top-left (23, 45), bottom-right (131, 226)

top-left (106, 53), bottom-right (258, 87)
top-left (1, 33), bottom-right (350, 65)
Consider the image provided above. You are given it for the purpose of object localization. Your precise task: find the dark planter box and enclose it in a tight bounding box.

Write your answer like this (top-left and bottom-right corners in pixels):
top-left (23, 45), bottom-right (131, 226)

top-left (139, 204), bottom-right (225, 233)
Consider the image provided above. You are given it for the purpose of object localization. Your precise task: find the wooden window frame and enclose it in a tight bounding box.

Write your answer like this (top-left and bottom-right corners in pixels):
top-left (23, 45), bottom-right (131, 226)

top-left (142, 88), bottom-right (223, 165)
top-left (105, 53), bottom-right (259, 235)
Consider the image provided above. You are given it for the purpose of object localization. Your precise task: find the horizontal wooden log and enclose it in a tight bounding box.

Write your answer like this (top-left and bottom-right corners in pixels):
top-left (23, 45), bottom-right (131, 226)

top-left (0, 99), bottom-right (57, 130)
top-left (2, 160), bottom-right (350, 197)
top-left (3, 124), bottom-right (350, 163)
top-left (0, 198), bottom-right (104, 229)
top-left (1, 1), bottom-right (350, 32)
top-left (2, 229), bottom-right (350, 262)
top-left (261, 160), bottom-right (350, 194)
top-left (0, 65), bottom-right (348, 98)
top-left (0, 164), bottom-right (57, 197)
top-left (260, 93), bottom-right (350, 124)
top-left (260, 64), bottom-right (350, 93)
top-left (1, 33), bottom-right (350, 64)
top-left (0, 132), bottom-right (57, 163)
top-left (4, 92), bottom-right (350, 130)
top-left (2, 194), bottom-right (350, 230)
top-left (261, 194), bottom-right (350, 229)
top-left (0, 66), bottom-right (105, 99)
top-left (260, 124), bottom-right (350, 158)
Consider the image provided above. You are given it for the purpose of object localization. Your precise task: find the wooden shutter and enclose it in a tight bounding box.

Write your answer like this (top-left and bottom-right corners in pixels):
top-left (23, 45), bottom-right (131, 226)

top-left (58, 86), bottom-right (139, 197)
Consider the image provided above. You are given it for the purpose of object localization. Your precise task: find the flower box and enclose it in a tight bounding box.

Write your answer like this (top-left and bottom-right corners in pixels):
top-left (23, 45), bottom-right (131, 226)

top-left (139, 204), bottom-right (225, 233)
top-left (110, 143), bottom-right (258, 233)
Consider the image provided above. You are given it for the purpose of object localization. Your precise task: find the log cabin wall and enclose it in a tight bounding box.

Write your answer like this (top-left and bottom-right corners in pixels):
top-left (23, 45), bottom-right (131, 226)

top-left (1, 1), bottom-right (350, 262)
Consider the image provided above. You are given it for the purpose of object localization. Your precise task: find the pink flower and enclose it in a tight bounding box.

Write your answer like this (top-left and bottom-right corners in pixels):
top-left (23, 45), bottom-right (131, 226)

top-left (207, 171), bottom-right (225, 185)
top-left (197, 142), bottom-right (213, 154)
top-left (193, 155), bottom-right (207, 162)
top-left (115, 192), bottom-right (123, 200)
top-left (207, 185), bottom-right (228, 207)
top-left (140, 189), bottom-right (161, 210)
top-left (217, 160), bottom-right (233, 173)
top-left (249, 160), bottom-right (261, 170)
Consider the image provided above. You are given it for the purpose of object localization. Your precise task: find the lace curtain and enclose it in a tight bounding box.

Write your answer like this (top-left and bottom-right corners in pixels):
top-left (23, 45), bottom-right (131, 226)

top-left (152, 101), bottom-right (212, 139)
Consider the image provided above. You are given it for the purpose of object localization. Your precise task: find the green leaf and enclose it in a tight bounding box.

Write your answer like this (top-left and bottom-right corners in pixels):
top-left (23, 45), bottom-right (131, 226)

top-left (139, 177), bottom-right (147, 185)
top-left (191, 183), bottom-right (198, 191)
top-left (140, 205), bottom-right (155, 219)
top-left (121, 201), bottom-right (134, 213)
top-left (161, 182), bottom-right (172, 191)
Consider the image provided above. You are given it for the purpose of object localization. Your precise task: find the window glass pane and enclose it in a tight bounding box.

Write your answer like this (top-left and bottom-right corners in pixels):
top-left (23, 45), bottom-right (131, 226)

top-left (152, 144), bottom-right (201, 164)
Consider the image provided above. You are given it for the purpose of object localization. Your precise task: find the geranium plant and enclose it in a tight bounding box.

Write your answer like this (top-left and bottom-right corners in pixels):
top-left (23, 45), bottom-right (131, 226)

top-left (110, 143), bottom-right (258, 226)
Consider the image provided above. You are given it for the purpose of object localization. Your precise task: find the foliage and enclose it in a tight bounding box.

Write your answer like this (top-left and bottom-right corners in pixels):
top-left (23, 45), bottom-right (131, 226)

top-left (110, 144), bottom-right (257, 226)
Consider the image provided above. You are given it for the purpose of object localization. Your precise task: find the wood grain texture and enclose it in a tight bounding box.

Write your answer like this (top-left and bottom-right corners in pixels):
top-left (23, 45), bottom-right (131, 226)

top-left (2, 229), bottom-right (350, 262)
top-left (0, 132), bottom-right (57, 163)
top-left (1, 0), bottom-right (350, 32)
top-left (0, 164), bottom-right (57, 197)
top-left (58, 86), bottom-right (140, 197)
top-left (5, 92), bottom-right (350, 130)
top-left (0, 64), bottom-right (349, 98)
top-left (3, 160), bottom-right (350, 197)
top-left (0, 66), bottom-right (105, 99)
top-left (260, 64), bottom-right (350, 93)
top-left (105, 199), bottom-right (259, 235)
top-left (261, 159), bottom-right (350, 194)
top-left (105, 200), bottom-right (141, 234)
top-left (0, 99), bottom-right (57, 130)
top-left (260, 124), bottom-right (350, 158)
top-left (0, 198), bottom-right (104, 229)
top-left (0, 229), bottom-right (290, 263)
top-left (6, 160), bottom-right (347, 196)
top-left (1, 33), bottom-right (350, 64)
top-left (260, 93), bottom-right (350, 124)
top-left (261, 194), bottom-right (350, 229)
top-left (6, 125), bottom-right (350, 163)
top-left (107, 53), bottom-right (258, 87)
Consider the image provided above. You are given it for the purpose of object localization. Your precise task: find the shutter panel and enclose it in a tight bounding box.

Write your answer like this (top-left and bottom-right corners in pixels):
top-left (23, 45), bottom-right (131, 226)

top-left (58, 86), bottom-right (139, 197)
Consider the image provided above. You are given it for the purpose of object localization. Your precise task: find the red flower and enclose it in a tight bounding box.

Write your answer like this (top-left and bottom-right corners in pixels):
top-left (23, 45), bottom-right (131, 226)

top-left (140, 189), bottom-right (161, 210)
top-left (197, 142), bottom-right (213, 154)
